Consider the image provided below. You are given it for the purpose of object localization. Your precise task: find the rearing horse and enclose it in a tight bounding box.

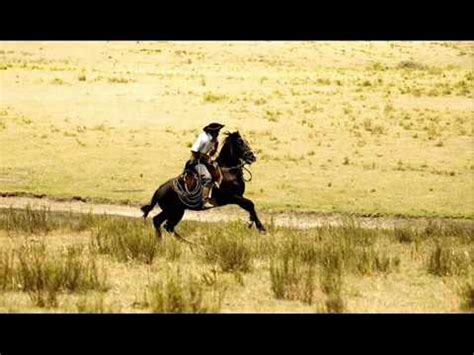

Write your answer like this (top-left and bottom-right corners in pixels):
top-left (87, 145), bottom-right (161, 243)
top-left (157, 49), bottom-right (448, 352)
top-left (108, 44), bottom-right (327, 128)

top-left (141, 131), bottom-right (266, 239)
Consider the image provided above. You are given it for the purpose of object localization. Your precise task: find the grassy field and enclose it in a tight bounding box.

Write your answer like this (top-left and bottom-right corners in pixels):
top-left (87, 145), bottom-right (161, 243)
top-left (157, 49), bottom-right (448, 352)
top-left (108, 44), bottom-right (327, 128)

top-left (0, 207), bottom-right (472, 313)
top-left (0, 41), bottom-right (473, 217)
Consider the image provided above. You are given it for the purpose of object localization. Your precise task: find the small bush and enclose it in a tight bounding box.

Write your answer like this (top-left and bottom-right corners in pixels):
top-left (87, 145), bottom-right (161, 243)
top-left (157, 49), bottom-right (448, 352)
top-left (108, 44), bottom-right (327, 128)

top-left (51, 78), bottom-right (65, 85)
top-left (372, 124), bottom-right (386, 135)
top-left (319, 249), bottom-right (345, 313)
top-left (427, 242), bottom-right (471, 276)
top-left (0, 250), bottom-right (16, 291)
top-left (16, 243), bottom-right (108, 308)
top-left (371, 62), bottom-right (386, 71)
top-left (203, 92), bottom-right (226, 103)
top-left (0, 206), bottom-right (53, 235)
top-left (65, 212), bottom-right (99, 232)
top-left (108, 77), bottom-right (131, 84)
top-left (459, 281), bottom-right (474, 312)
top-left (0, 208), bottom-right (111, 236)
top-left (91, 219), bottom-right (158, 264)
top-left (265, 110), bottom-right (281, 123)
top-left (363, 118), bottom-right (373, 132)
top-left (397, 61), bottom-right (427, 70)
top-left (318, 225), bottom-right (399, 276)
top-left (59, 246), bottom-right (108, 292)
top-left (356, 248), bottom-right (400, 275)
top-left (144, 268), bottom-right (222, 313)
top-left (76, 294), bottom-right (117, 313)
top-left (422, 221), bottom-right (473, 242)
top-left (394, 227), bottom-right (418, 244)
top-left (157, 239), bottom-right (183, 261)
top-left (202, 231), bottom-right (253, 273)
top-left (270, 255), bottom-right (315, 305)
top-left (277, 233), bottom-right (320, 266)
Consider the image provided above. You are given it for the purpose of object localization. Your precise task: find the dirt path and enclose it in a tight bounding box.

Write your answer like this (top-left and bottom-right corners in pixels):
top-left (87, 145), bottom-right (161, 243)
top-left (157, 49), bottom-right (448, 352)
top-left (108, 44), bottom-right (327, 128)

top-left (0, 196), bottom-right (472, 230)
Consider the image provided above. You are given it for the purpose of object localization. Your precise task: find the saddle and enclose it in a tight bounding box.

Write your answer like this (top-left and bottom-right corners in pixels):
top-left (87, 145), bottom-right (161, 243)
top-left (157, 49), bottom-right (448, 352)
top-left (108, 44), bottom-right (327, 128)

top-left (172, 170), bottom-right (204, 210)
top-left (183, 158), bottom-right (222, 190)
top-left (171, 159), bottom-right (221, 210)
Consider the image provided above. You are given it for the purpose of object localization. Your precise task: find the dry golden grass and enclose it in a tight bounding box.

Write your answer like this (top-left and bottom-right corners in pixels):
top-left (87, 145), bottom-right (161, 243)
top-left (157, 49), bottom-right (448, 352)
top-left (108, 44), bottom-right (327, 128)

top-left (0, 209), bottom-right (471, 313)
top-left (0, 41), bottom-right (473, 217)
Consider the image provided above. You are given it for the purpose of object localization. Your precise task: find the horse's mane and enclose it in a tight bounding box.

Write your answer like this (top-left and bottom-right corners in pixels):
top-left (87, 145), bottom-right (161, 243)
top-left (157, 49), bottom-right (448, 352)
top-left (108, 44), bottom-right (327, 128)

top-left (222, 130), bottom-right (239, 141)
top-left (217, 131), bottom-right (241, 166)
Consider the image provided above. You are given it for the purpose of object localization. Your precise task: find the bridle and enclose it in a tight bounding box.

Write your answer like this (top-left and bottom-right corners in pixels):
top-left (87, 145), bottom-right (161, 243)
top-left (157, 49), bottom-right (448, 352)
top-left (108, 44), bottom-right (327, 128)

top-left (218, 139), bottom-right (255, 182)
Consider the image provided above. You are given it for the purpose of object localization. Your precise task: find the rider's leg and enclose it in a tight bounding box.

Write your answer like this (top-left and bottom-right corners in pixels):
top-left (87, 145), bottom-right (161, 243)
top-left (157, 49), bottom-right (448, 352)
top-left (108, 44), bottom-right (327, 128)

top-left (195, 163), bottom-right (214, 208)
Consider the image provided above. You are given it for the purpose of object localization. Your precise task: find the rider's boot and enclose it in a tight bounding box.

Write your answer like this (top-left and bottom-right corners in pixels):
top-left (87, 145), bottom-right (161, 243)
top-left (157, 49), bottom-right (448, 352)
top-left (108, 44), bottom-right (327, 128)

top-left (202, 186), bottom-right (215, 209)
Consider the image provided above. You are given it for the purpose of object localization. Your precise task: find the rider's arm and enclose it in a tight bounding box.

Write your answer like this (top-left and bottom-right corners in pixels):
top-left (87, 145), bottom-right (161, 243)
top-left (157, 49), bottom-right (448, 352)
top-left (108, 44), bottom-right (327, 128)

top-left (209, 140), bottom-right (218, 157)
top-left (191, 133), bottom-right (205, 155)
top-left (191, 133), bottom-right (214, 160)
top-left (191, 151), bottom-right (203, 160)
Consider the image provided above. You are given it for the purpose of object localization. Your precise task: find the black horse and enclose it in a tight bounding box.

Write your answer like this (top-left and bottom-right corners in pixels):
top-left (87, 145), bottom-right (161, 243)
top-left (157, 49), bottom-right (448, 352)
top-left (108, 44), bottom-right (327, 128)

top-left (141, 131), bottom-right (266, 239)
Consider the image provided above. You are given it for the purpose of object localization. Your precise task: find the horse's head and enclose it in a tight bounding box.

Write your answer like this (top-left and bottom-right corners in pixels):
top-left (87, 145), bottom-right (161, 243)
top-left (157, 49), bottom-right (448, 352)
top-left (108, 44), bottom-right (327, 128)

top-left (223, 131), bottom-right (257, 165)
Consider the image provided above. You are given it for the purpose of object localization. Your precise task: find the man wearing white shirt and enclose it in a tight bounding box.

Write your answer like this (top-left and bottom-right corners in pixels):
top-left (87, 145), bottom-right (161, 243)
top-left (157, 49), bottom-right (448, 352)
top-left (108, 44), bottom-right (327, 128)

top-left (189, 122), bottom-right (225, 208)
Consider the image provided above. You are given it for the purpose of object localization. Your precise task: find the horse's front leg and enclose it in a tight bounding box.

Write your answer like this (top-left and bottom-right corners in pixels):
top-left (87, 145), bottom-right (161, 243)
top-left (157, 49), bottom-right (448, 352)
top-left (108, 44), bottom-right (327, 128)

top-left (229, 195), bottom-right (266, 234)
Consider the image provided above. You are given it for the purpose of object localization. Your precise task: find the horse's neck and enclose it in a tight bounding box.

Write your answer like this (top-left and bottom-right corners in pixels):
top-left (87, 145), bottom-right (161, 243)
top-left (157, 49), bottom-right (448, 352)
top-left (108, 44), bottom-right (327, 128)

top-left (217, 142), bottom-right (240, 167)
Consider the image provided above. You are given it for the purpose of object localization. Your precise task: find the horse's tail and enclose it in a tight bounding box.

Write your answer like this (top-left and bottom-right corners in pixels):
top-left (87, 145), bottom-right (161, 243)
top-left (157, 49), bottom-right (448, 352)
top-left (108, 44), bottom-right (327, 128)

top-left (141, 187), bottom-right (162, 219)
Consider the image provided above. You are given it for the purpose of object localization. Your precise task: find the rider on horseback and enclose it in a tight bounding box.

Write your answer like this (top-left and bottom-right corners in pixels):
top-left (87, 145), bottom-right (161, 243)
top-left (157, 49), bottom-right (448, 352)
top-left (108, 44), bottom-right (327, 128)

top-left (187, 122), bottom-right (225, 209)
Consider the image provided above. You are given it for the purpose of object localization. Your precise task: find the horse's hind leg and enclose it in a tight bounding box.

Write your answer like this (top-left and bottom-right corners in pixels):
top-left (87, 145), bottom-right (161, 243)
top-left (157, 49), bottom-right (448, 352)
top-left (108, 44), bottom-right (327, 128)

top-left (152, 211), bottom-right (168, 240)
top-left (163, 209), bottom-right (185, 239)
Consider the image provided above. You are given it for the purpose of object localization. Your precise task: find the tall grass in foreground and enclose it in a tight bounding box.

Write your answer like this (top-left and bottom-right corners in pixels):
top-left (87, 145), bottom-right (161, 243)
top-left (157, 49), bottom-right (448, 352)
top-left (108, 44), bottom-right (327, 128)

top-left (319, 246), bottom-right (345, 313)
top-left (270, 255), bottom-right (316, 305)
top-left (0, 206), bottom-right (52, 235)
top-left (76, 293), bottom-right (119, 313)
top-left (201, 223), bottom-right (254, 273)
top-left (0, 250), bottom-right (15, 291)
top-left (2, 207), bottom-right (473, 313)
top-left (393, 221), bottom-right (473, 245)
top-left (268, 222), bottom-right (402, 311)
top-left (427, 241), bottom-right (472, 276)
top-left (459, 281), bottom-right (473, 312)
top-left (90, 219), bottom-right (158, 264)
top-left (0, 242), bottom-right (108, 308)
top-left (143, 268), bottom-right (225, 313)
top-left (0, 206), bottom-right (108, 235)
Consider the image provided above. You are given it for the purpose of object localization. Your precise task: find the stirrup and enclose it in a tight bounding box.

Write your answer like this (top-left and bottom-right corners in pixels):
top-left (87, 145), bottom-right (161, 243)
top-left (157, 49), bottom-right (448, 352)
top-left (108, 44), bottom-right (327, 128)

top-left (202, 201), bottom-right (214, 209)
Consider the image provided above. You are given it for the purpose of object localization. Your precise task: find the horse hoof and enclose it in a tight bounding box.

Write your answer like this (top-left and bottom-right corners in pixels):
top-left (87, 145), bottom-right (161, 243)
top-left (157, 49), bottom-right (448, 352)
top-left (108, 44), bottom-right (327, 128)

top-left (258, 229), bottom-right (267, 235)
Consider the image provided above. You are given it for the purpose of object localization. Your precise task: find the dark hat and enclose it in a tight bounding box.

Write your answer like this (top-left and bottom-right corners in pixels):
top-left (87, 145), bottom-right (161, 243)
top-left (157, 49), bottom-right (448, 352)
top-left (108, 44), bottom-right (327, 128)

top-left (203, 122), bottom-right (225, 132)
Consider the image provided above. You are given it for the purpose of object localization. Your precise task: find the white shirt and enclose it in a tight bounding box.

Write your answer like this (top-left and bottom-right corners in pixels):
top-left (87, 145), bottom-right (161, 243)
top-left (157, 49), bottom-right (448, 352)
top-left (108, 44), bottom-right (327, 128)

top-left (191, 132), bottom-right (215, 155)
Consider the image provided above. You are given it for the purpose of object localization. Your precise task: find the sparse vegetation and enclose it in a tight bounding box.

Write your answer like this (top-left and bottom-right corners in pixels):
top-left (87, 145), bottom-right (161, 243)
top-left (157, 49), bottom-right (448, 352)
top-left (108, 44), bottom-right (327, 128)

top-left (320, 252), bottom-right (345, 313)
top-left (270, 254), bottom-right (316, 305)
top-left (0, 42), bottom-right (472, 312)
top-left (90, 219), bottom-right (158, 264)
top-left (76, 294), bottom-right (117, 313)
top-left (459, 281), bottom-right (474, 311)
top-left (0, 206), bottom-right (52, 235)
top-left (142, 268), bottom-right (223, 313)
top-left (427, 241), bottom-right (472, 276)
top-left (0, 42), bottom-right (472, 218)
top-left (108, 77), bottom-right (133, 84)
top-left (203, 92), bottom-right (227, 103)
top-left (0, 208), bottom-right (472, 313)
top-left (201, 225), bottom-right (253, 273)
top-left (1, 242), bottom-right (108, 308)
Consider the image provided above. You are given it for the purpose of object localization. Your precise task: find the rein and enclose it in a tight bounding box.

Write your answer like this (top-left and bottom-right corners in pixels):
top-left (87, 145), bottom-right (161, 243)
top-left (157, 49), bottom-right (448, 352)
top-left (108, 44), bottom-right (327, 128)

top-left (219, 161), bottom-right (253, 182)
